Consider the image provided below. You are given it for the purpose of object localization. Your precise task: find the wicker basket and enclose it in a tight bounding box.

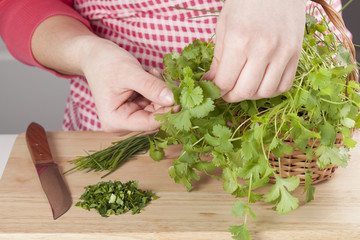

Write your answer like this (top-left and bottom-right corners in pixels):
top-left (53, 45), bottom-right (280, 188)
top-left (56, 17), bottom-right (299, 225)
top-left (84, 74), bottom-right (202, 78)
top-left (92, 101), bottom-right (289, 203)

top-left (268, 0), bottom-right (357, 185)
top-left (269, 133), bottom-right (344, 185)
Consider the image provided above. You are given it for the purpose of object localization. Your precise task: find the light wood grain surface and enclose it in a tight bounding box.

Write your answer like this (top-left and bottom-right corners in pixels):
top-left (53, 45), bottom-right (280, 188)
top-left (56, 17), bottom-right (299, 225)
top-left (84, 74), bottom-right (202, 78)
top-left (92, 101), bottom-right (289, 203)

top-left (0, 131), bottom-right (359, 240)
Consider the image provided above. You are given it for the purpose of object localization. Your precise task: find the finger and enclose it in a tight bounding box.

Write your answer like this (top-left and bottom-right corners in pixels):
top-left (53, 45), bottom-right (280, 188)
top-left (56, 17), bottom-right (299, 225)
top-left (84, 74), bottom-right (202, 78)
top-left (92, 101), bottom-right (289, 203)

top-left (127, 92), bottom-right (139, 102)
top-left (277, 55), bottom-right (299, 93)
top-left (149, 68), bottom-right (162, 78)
top-left (222, 58), bottom-right (267, 102)
top-left (104, 104), bottom-right (171, 137)
top-left (213, 42), bottom-right (248, 97)
top-left (202, 15), bottom-right (226, 82)
top-left (132, 95), bottom-right (151, 109)
top-left (101, 102), bottom-right (161, 132)
top-left (144, 103), bottom-right (162, 112)
top-left (121, 104), bottom-right (172, 131)
top-left (152, 103), bottom-right (164, 111)
top-left (144, 104), bottom-right (156, 112)
top-left (127, 71), bottom-right (174, 107)
top-left (201, 62), bottom-right (217, 81)
top-left (211, 10), bottom-right (250, 96)
top-left (255, 52), bottom-right (293, 98)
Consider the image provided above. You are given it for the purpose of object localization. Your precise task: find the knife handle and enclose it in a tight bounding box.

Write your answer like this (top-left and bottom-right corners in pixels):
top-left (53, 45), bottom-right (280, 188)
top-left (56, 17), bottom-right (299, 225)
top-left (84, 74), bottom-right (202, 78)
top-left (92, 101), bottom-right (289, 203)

top-left (26, 122), bottom-right (54, 165)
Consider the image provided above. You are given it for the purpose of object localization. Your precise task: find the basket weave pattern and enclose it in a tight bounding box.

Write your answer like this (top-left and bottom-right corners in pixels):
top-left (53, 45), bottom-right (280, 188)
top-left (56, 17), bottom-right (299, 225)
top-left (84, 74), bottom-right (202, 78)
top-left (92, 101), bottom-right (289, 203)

top-left (269, 133), bottom-right (344, 185)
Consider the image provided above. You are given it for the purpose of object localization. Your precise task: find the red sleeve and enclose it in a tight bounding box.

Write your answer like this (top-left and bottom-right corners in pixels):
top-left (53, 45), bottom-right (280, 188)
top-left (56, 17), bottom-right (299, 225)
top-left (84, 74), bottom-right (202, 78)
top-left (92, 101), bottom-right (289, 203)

top-left (0, 0), bottom-right (92, 77)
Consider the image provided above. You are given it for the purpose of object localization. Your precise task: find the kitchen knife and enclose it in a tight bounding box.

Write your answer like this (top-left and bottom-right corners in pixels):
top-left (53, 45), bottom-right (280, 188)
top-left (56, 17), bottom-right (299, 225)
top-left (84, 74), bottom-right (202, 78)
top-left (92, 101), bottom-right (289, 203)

top-left (26, 122), bottom-right (72, 220)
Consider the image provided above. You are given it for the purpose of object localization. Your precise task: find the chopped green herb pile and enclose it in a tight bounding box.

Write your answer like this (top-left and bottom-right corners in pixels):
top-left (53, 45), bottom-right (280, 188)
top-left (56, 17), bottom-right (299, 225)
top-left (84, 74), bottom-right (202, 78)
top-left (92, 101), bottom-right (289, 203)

top-left (64, 133), bottom-right (155, 178)
top-left (76, 180), bottom-right (158, 217)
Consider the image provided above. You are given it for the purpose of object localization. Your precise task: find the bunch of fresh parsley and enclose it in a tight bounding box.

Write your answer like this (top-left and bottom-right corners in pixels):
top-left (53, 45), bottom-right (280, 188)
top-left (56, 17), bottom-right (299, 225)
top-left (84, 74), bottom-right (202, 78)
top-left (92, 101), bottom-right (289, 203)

top-left (148, 13), bottom-right (359, 239)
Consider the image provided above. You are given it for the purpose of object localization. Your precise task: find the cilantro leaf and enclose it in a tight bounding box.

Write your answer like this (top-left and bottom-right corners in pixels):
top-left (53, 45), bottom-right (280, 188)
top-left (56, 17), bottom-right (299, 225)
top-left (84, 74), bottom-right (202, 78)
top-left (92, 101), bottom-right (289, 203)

top-left (270, 139), bottom-right (294, 158)
top-left (169, 161), bottom-right (200, 192)
top-left (182, 42), bottom-right (200, 60)
top-left (154, 110), bottom-right (171, 123)
top-left (205, 125), bottom-right (234, 153)
top-left (343, 137), bottom-right (357, 148)
top-left (222, 167), bottom-right (239, 194)
top-left (250, 167), bottom-right (275, 190)
top-left (180, 86), bottom-right (203, 108)
top-left (304, 171), bottom-right (316, 203)
top-left (181, 67), bottom-right (195, 89)
top-left (315, 145), bottom-right (349, 168)
top-left (229, 224), bottom-right (251, 240)
top-left (341, 118), bottom-right (355, 128)
top-left (189, 98), bottom-right (215, 118)
top-left (309, 68), bottom-right (332, 90)
top-left (149, 139), bottom-right (163, 161)
top-left (198, 80), bottom-right (221, 99)
top-left (168, 110), bottom-right (192, 131)
top-left (240, 137), bottom-right (260, 161)
top-left (348, 80), bottom-right (360, 90)
top-left (232, 200), bottom-right (258, 219)
top-left (337, 45), bottom-right (352, 65)
top-left (231, 200), bottom-right (247, 217)
top-left (264, 176), bottom-right (300, 214)
top-left (237, 155), bottom-right (268, 181)
top-left (318, 121), bottom-right (336, 146)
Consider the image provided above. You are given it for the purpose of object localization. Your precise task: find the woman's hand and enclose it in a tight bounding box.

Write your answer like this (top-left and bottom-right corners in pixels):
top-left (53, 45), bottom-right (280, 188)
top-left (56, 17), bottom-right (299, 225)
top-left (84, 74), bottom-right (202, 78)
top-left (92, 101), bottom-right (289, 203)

top-left (80, 37), bottom-right (174, 134)
top-left (205, 0), bottom-right (307, 102)
top-left (31, 16), bottom-right (174, 134)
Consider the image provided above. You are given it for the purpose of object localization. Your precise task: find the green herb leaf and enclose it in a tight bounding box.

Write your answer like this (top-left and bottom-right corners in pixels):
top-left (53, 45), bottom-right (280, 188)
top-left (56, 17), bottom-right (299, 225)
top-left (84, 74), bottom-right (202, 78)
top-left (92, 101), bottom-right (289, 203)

top-left (168, 110), bottom-right (192, 131)
top-left (229, 224), bottom-right (252, 240)
top-left (222, 167), bottom-right (239, 194)
top-left (180, 86), bottom-right (204, 108)
top-left (343, 137), bottom-right (357, 148)
top-left (309, 68), bottom-right (332, 90)
top-left (198, 81), bottom-right (221, 99)
top-left (304, 171), bottom-right (316, 203)
top-left (231, 200), bottom-right (247, 217)
top-left (264, 176), bottom-right (300, 214)
top-left (189, 98), bottom-right (215, 118)
top-left (316, 145), bottom-right (349, 168)
top-left (337, 45), bottom-right (352, 65)
top-left (319, 121), bottom-right (337, 146)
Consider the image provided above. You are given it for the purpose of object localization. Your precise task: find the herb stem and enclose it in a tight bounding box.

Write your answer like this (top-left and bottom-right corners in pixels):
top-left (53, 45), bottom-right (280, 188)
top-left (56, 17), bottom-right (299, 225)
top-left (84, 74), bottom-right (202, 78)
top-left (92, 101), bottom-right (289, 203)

top-left (245, 173), bottom-right (253, 224)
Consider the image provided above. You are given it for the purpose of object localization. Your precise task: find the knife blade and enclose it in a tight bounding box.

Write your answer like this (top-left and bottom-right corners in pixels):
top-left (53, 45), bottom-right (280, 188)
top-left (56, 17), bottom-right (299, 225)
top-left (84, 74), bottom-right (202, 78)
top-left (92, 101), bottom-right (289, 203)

top-left (25, 122), bottom-right (72, 220)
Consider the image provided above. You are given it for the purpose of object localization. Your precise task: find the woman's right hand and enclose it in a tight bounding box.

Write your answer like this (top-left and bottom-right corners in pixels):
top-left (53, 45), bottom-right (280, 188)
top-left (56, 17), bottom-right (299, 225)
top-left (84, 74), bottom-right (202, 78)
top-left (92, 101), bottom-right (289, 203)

top-left (31, 15), bottom-right (174, 134)
top-left (79, 37), bottom-right (174, 134)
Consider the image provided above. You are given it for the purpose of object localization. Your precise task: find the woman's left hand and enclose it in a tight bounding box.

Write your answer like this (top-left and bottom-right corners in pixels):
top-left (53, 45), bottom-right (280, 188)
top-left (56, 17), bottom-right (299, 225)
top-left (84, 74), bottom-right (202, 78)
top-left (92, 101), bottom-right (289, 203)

top-left (204, 0), bottom-right (307, 102)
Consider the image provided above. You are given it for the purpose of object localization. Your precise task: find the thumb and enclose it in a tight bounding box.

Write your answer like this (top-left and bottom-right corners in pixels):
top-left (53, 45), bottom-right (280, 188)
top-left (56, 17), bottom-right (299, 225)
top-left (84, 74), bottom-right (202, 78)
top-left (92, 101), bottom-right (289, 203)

top-left (130, 71), bottom-right (174, 106)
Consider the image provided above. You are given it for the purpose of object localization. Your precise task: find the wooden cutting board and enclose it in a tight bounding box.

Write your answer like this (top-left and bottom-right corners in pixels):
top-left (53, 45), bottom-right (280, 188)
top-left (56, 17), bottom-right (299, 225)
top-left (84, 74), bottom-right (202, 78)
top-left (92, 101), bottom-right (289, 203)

top-left (0, 131), bottom-right (359, 240)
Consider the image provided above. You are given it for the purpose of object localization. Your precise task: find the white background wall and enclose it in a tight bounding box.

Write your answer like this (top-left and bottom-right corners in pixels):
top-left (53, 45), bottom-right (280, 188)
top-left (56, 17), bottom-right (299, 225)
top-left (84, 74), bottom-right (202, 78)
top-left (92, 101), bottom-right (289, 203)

top-left (0, 39), bottom-right (70, 134)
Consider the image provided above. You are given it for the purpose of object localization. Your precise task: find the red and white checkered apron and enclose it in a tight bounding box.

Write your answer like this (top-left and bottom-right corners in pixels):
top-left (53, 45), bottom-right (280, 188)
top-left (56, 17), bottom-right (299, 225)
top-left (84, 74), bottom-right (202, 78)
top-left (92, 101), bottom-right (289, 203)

top-left (63, 0), bottom-right (347, 131)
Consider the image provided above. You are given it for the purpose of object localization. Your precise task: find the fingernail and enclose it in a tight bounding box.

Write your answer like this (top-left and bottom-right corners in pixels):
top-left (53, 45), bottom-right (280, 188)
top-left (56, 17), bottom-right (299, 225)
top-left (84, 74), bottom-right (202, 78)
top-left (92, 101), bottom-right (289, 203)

top-left (159, 88), bottom-right (174, 105)
top-left (172, 105), bottom-right (181, 113)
